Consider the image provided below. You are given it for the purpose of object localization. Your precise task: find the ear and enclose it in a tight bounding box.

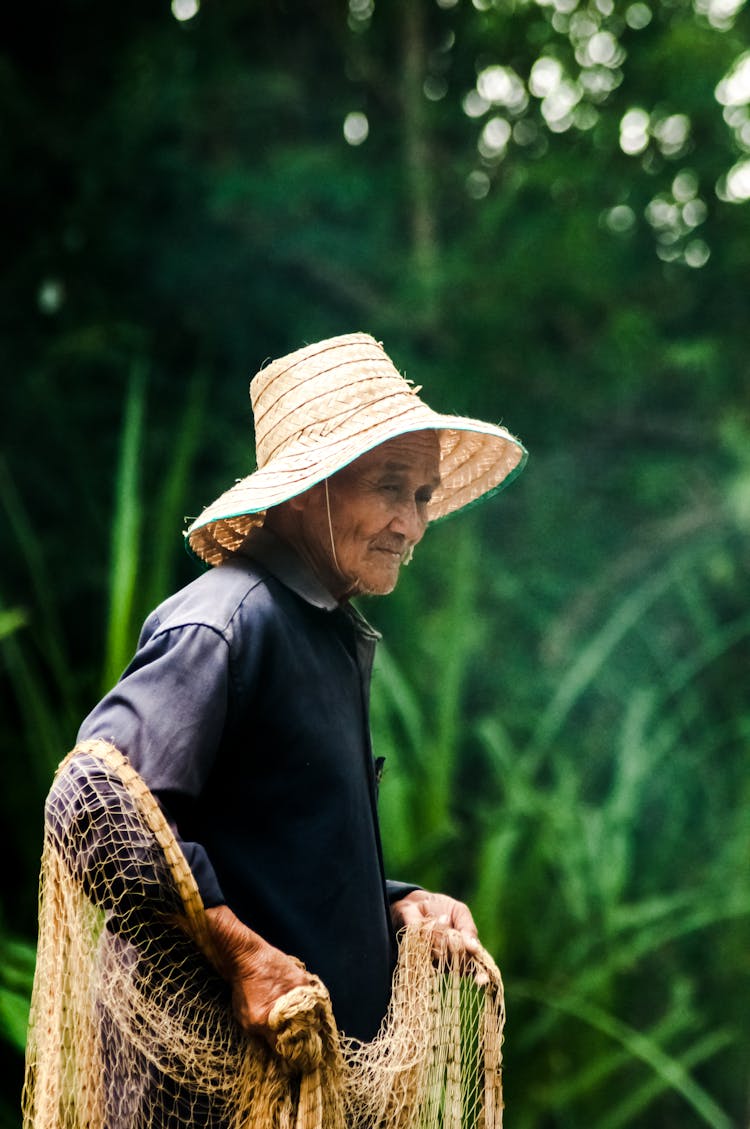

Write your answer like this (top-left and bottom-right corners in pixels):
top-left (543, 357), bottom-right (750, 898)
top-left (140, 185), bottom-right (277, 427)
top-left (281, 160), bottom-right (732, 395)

top-left (289, 483), bottom-right (325, 513)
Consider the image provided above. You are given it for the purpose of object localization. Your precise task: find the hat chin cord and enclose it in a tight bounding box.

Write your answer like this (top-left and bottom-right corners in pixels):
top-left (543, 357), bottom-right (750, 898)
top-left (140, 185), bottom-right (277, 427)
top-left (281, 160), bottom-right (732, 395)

top-left (324, 478), bottom-right (367, 599)
top-left (324, 478), bottom-right (343, 576)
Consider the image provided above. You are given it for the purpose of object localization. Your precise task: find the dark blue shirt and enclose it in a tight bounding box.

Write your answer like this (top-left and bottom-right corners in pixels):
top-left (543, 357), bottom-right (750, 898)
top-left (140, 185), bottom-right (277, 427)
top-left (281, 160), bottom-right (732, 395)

top-left (78, 529), bottom-right (415, 1041)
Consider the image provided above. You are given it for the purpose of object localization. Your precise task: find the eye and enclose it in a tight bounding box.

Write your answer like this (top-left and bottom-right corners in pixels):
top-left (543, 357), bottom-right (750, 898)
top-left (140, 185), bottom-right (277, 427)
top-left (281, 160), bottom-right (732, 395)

top-left (416, 488), bottom-right (433, 506)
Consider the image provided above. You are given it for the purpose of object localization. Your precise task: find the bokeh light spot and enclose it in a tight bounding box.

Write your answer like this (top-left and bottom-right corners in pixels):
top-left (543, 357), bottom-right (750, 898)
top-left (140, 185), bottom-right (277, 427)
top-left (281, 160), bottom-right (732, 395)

top-left (463, 90), bottom-right (490, 118)
top-left (38, 279), bottom-right (65, 314)
top-left (620, 107), bottom-right (650, 154)
top-left (625, 1), bottom-right (652, 27)
top-left (682, 198), bottom-right (707, 226)
top-left (581, 67), bottom-right (622, 98)
top-left (542, 79), bottom-right (582, 130)
top-left (672, 169), bottom-right (698, 200)
top-left (605, 204), bottom-right (636, 232)
top-left (645, 196), bottom-right (679, 228)
top-left (478, 116), bottom-right (512, 159)
top-left (587, 31), bottom-right (620, 66)
top-left (694, 0), bottom-right (745, 29)
top-left (171, 0), bottom-right (199, 22)
top-left (348, 0), bottom-right (374, 27)
top-left (529, 57), bottom-right (564, 99)
top-left (343, 112), bottom-right (369, 146)
top-left (653, 113), bottom-right (691, 156)
top-left (476, 65), bottom-right (528, 112)
top-left (424, 76), bottom-right (448, 101)
top-left (513, 118), bottom-right (541, 146)
top-left (466, 170), bottom-right (491, 199)
top-left (684, 239), bottom-right (710, 267)
top-left (724, 157), bottom-right (750, 201)
top-left (574, 103), bottom-right (599, 129)
top-left (715, 52), bottom-right (750, 107)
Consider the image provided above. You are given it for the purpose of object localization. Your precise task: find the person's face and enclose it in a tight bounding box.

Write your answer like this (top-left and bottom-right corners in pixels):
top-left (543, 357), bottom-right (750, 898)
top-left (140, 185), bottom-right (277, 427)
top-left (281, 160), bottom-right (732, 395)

top-left (298, 431), bottom-right (441, 600)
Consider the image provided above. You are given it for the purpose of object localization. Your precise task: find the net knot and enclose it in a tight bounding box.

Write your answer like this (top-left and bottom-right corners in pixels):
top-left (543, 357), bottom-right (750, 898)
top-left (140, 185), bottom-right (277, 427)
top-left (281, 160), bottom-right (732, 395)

top-left (268, 979), bottom-right (337, 1074)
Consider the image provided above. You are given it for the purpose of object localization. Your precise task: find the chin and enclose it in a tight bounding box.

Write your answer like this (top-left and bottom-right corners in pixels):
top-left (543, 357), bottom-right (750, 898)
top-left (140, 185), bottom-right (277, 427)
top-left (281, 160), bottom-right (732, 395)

top-left (350, 569), bottom-right (400, 598)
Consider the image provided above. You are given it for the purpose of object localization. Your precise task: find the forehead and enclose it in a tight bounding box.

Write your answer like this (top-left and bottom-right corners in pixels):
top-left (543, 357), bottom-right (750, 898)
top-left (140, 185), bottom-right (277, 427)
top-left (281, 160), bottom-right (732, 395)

top-left (344, 431), bottom-right (441, 481)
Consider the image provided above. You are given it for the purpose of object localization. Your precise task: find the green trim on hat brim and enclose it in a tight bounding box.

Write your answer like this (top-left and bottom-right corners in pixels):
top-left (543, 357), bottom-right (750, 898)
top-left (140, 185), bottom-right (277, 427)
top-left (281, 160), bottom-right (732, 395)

top-left (183, 431), bottom-right (529, 567)
top-left (429, 441), bottom-right (529, 526)
top-left (186, 418), bottom-right (526, 531)
top-left (184, 423), bottom-right (528, 553)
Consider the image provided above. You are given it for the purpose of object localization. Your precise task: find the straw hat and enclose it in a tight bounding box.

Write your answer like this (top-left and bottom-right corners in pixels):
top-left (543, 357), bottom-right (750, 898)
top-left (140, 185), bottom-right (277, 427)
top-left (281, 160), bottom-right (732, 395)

top-left (186, 333), bottom-right (527, 566)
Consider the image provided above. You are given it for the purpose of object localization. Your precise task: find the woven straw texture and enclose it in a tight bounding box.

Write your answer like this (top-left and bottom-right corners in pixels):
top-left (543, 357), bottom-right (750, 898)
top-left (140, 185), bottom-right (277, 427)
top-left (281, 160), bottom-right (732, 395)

top-left (187, 333), bottom-right (526, 566)
top-left (23, 740), bottom-right (505, 1129)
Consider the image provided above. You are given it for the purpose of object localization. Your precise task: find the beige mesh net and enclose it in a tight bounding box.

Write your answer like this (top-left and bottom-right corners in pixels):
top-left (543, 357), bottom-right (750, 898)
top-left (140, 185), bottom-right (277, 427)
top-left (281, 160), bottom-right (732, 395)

top-left (23, 740), bottom-right (505, 1129)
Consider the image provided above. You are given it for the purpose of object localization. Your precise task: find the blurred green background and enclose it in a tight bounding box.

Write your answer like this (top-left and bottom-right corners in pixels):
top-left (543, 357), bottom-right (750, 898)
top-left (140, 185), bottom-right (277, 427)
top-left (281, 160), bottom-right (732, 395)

top-left (2, 0), bottom-right (749, 1125)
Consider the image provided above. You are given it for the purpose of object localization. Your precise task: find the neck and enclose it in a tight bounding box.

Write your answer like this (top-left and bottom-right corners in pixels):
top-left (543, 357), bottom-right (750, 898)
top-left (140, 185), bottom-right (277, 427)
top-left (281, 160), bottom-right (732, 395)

top-left (263, 506), bottom-right (352, 603)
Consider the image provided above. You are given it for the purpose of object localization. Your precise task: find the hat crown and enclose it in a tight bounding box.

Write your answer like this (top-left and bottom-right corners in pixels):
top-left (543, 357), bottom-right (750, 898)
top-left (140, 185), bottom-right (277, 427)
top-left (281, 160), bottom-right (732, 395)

top-left (250, 333), bottom-right (420, 468)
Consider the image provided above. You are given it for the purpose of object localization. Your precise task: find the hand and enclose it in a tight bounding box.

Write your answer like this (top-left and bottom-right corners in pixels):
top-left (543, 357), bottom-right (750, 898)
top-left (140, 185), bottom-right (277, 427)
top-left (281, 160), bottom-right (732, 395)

top-left (205, 904), bottom-right (315, 1046)
top-left (390, 890), bottom-right (489, 983)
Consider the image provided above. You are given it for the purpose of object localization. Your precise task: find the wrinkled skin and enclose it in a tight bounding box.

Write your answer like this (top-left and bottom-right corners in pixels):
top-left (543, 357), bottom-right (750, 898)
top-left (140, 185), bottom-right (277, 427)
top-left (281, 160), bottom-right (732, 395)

top-left (265, 430), bottom-right (441, 600)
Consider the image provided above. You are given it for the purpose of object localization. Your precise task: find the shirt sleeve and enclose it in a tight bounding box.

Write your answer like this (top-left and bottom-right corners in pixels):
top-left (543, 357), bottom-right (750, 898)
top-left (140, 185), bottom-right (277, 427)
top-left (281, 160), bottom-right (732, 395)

top-left (385, 880), bottom-right (423, 903)
top-left (77, 620), bottom-right (232, 908)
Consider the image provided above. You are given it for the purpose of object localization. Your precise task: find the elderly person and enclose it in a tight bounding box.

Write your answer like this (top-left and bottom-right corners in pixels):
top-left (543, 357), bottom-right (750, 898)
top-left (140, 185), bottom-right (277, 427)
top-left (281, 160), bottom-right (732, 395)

top-left (75, 332), bottom-right (526, 1048)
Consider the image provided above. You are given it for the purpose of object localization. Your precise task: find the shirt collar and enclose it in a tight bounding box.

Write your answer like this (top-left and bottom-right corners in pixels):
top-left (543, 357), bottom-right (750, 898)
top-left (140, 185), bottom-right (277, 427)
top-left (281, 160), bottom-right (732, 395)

top-left (239, 526), bottom-right (338, 611)
top-left (238, 528), bottom-right (381, 641)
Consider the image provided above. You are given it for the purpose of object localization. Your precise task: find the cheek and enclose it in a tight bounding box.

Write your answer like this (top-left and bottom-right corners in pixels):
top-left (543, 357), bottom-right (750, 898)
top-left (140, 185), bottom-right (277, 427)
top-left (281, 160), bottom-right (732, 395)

top-left (335, 506), bottom-right (388, 545)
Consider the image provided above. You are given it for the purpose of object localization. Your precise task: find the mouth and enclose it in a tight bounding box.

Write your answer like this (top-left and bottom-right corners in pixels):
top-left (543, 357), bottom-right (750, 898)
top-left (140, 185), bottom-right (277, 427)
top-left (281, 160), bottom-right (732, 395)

top-left (377, 546), bottom-right (401, 555)
top-left (372, 544), bottom-right (405, 560)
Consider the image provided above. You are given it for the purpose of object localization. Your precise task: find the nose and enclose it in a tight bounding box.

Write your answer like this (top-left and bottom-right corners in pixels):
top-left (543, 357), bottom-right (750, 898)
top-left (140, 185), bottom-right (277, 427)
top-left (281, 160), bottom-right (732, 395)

top-left (388, 498), bottom-right (427, 544)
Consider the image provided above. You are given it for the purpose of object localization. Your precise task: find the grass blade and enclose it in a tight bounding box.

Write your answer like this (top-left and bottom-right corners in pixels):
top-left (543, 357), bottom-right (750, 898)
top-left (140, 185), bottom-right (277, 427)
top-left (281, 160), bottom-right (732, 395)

top-left (102, 361), bottom-right (146, 691)
top-left (513, 982), bottom-right (734, 1129)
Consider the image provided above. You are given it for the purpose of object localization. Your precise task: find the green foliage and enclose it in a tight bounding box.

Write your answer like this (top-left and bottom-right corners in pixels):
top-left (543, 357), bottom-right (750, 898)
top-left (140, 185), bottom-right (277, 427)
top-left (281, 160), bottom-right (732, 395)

top-left (103, 361), bottom-right (147, 692)
top-left (102, 362), bottom-right (207, 689)
top-left (0, 365), bottom-right (206, 941)
top-left (0, 924), bottom-right (35, 1129)
top-left (374, 504), bottom-right (749, 1128)
top-left (0, 932), bottom-right (35, 1055)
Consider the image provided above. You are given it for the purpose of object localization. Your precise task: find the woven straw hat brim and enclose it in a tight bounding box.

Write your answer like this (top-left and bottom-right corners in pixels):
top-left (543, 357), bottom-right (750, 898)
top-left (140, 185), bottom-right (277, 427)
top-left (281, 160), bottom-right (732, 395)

top-left (186, 411), bottom-right (526, 567)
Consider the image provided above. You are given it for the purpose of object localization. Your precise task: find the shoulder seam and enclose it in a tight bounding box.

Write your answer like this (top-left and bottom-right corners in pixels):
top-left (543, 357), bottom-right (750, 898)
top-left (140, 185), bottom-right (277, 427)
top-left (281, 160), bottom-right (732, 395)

top-left (149, 621), bottom-right (232, 646)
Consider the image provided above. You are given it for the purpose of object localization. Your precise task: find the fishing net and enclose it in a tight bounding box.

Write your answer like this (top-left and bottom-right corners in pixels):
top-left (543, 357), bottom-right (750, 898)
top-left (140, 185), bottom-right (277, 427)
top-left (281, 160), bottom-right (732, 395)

top-left (23, 739), bottom-right (505, 1129)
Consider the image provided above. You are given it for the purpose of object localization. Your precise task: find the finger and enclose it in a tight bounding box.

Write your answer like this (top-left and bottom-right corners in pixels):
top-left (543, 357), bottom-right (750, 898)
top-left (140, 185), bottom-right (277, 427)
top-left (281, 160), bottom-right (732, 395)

top-left (449, 901), bottom-right (478, 937)
top-left (462, 931), bottom-right (481, 953)
top-left (395, 901), bottom-right (429, 929)
top-left (445, 927), bottom-right (465, 959)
